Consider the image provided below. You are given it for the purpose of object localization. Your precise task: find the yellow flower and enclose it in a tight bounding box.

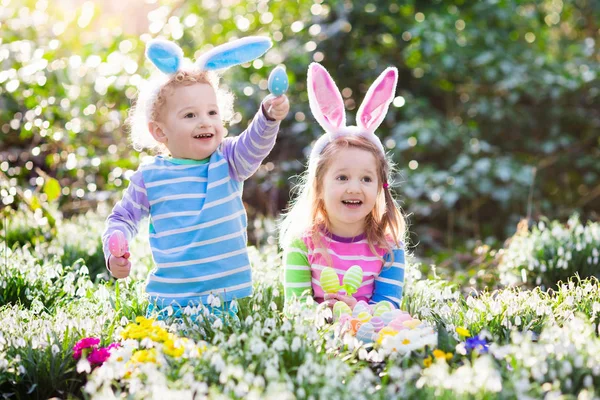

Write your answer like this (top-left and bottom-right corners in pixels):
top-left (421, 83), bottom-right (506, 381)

top-left (432, 349), bottom-right (453, 361)
top-left (423, 356), bottom-right (432, 368)
top-left (456, 326), bottom-right (471, 337)
top-left (433, 349), bottom-right (446, 359)
top-left (163, 339), bottom-right (184, 358)
top-left (130, 348), bottom-right (158, 364)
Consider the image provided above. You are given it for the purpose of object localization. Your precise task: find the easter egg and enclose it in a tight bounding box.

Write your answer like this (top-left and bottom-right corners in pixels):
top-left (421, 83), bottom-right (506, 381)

top-left (349, 318), bottom-right (362, 335)
top-left (388, 318), bottom-right (408, 331)
top-left (267, 66), bottom-right (289, 96)
top-left (333, 301), bottom-right (352, 319)
top-left (377, 326), bottom-right (399, 344)
top-left (338, 314), bottom-right (351, 327)
top-left (356, 323), bottom-right (375, 343)
top-left (108, 231), bottom-right (129, 258)
top-left (370, 317), bottom-right (384, 332)
top-left (394, 312), bottom-right (412, 323)
top-left (357, 311), bottom-right (372, 323)
top-left (372, 301), bottom-right (394, 317)
top-left (403, 319), bottom-right (421, 329)
top-left (320, 267), bottom-right (341, 293)
top-left (380, 311), bottom-right (397, 325)
top-left (352, 301), bottom-right (369, 317)
top-left (342, 265), bottom-right (363, 296)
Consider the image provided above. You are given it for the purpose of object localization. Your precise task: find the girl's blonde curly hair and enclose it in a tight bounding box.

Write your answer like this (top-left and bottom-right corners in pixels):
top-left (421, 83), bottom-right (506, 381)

top-left (127, 67), bottom-right (235, 154)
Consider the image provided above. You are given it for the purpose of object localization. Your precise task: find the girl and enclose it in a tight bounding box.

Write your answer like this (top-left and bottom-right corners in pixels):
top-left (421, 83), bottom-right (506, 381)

top-left (102, 37), bottom-right (290, 318)
top-left (280, 63), bottom-right (405, 310)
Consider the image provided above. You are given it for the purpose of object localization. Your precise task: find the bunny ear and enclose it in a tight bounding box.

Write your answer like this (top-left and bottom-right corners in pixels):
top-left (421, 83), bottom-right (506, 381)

top-left (356, 67), bottom-right (398, 132)
top-left (196, 36), bottom-right (272, 71)
top-left (307, 63), bottom-right (346, 134)
top-left (146, 39), bottom-right (184, 74)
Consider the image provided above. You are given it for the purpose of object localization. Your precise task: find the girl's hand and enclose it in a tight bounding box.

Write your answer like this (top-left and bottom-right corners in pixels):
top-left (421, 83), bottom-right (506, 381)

top-left (108, 255), bottom-right (131, 279)
top-left (263, 94), bottom-right (290, 121)
top-left (324, 293), bottom-right (358, 309)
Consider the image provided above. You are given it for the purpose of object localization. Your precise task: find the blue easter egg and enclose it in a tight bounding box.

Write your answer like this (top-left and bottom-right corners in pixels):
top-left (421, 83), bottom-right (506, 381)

top-left (268, 66), bottom-right (289, 96)
top-left (356, 323), bottom-right (375, 343)
top-left (381, 311), bottom-right (396, 326)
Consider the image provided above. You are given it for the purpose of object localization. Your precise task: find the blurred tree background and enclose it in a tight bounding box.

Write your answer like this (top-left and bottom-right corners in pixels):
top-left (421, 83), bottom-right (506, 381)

top-left (1, 0), bottom-right (599, 258)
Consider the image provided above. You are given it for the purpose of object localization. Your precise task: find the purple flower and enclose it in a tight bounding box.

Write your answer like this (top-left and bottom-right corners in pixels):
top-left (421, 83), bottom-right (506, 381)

top-left (465, 335), bottom-right (489, 354)
top-left (73, 337), bottom-right (101, 360)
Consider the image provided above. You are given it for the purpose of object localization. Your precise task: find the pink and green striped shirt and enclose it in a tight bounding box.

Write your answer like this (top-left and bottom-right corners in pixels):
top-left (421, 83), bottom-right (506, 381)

top-left (283, 231), bottom-right (405, 308)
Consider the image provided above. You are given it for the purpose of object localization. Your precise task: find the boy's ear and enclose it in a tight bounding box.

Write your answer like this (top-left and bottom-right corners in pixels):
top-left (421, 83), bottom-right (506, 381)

top-left (148, 121), bottom-right (168, 143)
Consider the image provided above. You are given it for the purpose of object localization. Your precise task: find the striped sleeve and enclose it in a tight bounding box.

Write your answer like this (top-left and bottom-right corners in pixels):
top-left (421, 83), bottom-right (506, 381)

top-left (221, 105), bottom-right (280, 182)
top-left (101, 168), bottom-right (150, 269)
top-left (370, 247), bottom-right (405, 309)
top-left (283, 237), bottom-right (312, 305)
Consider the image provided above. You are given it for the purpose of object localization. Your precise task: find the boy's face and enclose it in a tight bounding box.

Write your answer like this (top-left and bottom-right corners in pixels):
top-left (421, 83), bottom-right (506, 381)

top-left (150, 82), bottom-right (225, 160)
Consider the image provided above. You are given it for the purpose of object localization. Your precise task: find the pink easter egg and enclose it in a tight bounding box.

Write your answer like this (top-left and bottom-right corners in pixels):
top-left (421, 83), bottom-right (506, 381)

top-left (394, 313), bottom-right (412, 323)
top-left (388, 318), bottom-right (409, 331)
top-left (108, 231), bottom-right (128, 258)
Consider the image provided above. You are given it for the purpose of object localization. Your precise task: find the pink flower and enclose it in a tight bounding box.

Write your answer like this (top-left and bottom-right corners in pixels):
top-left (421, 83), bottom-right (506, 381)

top-left (73, 337), bottom-right (100, 360)
top-left (106, 342), bottom-right (121, 351)
top-left (88, 347), bottom-right (111, 365)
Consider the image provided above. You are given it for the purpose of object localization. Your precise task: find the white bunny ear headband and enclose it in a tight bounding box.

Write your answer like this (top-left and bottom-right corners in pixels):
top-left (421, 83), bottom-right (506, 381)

top-left (145, 36), bottom-right (272, 74)
top-left (307, 62), bottom-right (398, 164)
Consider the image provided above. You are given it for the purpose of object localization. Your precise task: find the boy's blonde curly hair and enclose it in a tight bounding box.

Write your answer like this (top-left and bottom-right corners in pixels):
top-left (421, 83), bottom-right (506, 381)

top-left (128, 67), bottom-right (235, 154)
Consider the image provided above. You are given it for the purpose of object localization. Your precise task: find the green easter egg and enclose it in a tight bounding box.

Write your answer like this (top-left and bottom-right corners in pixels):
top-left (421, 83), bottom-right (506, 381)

top-left (333, 301), bottom-right (352, 318)
top-left (320, 267), bottom-right (341, 293)
top-left (373, 301), bottom-right (394, 316)
top-left (343, 265), bottom-right (363, 295)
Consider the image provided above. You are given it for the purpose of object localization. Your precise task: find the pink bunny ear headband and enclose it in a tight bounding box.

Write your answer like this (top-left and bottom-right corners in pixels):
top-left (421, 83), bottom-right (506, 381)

top-left (307, 62), bottom-right (398, 167)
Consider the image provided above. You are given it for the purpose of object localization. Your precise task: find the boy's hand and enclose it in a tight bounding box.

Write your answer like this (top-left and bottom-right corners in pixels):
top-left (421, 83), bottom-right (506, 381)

top-left (323, 293), bottom-right (358, 309)
top-left (109, 256), bottom-right (131, 279)
top-left (263, 94), bottom-right (290, 121)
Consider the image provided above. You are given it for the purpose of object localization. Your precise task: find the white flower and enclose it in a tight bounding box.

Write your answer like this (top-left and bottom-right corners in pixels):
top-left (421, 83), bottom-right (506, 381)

top-left (212, 318), bottom-right (223, 330)
top-left (291, 337), bottom-right (301, 352)
top-left (77, 358), bottom-right (91, 374)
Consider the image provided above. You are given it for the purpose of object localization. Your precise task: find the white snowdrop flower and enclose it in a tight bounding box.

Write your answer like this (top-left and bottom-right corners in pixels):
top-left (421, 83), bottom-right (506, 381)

top-left (291, 337), bottom-right (302, 352)
top-left (213, 318), bottom-right (224, 332)
top-left (358, 347), bottom-right (368, 360)
top-left (210, 353), bottom-right (225, 372)
top-left (77, 358), bottom-right (91, 374)
top-left (51, 344), bottom-right (60, 355)
top-left (269, 302), bottom-right (277, 311)
top-left (584, 375), bottom-right (593, 388)
top-left (281, 319), bottom-right (292, 333)
top-left (514, 315), bottom-right (522, 326)
top-left (272, 336), bottom-right (288, 352)
top-left (245, 315), bottom-right (253, 326)
top-left (211, 296), bottom-right (221, 308)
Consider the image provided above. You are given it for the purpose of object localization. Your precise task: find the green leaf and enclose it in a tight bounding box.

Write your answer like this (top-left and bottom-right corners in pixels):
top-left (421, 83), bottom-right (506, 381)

top-left (43, 177), bottom-right (61, 202)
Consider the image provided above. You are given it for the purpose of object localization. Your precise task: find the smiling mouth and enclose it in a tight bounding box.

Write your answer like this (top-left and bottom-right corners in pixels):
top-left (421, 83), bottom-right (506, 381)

top-left (342, 200), bottom-right (363, 205)
top-left (193, 133), bottom-right (214, 139)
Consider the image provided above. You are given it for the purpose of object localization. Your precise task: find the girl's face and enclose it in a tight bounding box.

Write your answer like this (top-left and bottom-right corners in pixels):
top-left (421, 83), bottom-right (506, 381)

top-left (320, 147), bottom-right (380, 237)
top-left (149, 82), bottom-right (225, 160)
